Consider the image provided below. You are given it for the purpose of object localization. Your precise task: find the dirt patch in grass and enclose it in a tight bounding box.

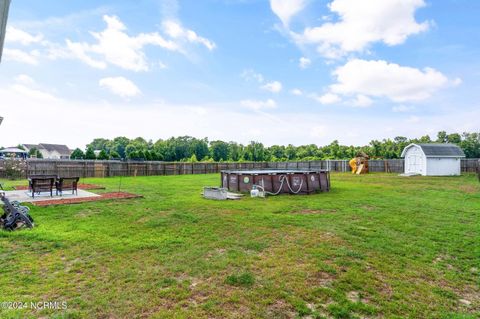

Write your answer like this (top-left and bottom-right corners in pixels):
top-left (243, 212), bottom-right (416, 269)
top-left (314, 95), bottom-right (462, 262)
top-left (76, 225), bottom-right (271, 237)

top-left (347, 291), bottom-right (361, 303)
top-left (373, 272), bottom-right (394, 299)
top-left (456, 287), bottom-right (480, 310)
top-left (14, 183), bottom-right (106, 191)
top-left (458, 185), bottom-right (478, 194)
top-left (31, 192), bottom-right (142, 206)
top-left (76, 209), bottom-right (102, 218)
top-left (360, 205), bottom-right (377, 211)
top-left (266, 300), bottom-right (296, 319)
top-left (313, 271), bottom-right (336, 287)
top-left (206, 248), bottom-right (227, 259)
top-left (136, 211), bottom-right (171, 223)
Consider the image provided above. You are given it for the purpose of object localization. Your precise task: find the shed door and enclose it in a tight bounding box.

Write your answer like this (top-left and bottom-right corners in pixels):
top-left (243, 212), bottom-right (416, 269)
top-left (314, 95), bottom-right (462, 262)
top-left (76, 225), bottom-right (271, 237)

top-left (407, 147), bottom-right (423, 174)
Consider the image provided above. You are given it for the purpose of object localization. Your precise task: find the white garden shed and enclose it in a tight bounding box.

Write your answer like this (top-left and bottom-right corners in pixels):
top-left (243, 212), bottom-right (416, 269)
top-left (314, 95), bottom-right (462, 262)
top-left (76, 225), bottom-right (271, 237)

top-left (401, 143), bottom-right (465, 176)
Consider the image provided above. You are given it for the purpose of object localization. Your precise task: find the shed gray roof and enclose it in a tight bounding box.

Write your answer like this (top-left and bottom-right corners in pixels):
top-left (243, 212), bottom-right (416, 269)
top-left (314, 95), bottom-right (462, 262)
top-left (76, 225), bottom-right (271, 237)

top-left (402, 143), bottom-right (465, 157)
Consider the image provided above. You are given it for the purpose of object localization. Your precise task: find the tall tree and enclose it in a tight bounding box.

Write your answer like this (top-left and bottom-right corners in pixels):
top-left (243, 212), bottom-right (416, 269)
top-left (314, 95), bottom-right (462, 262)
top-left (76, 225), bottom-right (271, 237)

top-left (87, 138), bottom-right (111, 152)
top-left (111, 137), bottom-right (130, 159)
top-left (97, 150), bottom-right (109, 160)
top-left (85, 147), bottom-right (96, 160)
top-left (244, 141), bottom-right (265, 161)
top-left (228, 142), bottom-right (243, 161)
top-left (70, 148), bottom-right (85, 159)
top-left (210, 140), bottom-right (229, 161)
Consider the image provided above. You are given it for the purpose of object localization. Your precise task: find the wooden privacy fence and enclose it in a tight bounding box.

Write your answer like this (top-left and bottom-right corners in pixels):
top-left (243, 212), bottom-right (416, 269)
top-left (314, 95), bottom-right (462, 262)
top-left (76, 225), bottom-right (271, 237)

top-left (461, 158), bottom-right (480, 172)
top-left (0, 158), bottom-right (478, 179)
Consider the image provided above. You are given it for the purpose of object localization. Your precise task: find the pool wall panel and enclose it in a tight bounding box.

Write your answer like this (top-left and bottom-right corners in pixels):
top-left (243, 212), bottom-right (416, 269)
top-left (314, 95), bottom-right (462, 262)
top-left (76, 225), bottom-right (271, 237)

top-left (220, 170), bottom-right (330, 194)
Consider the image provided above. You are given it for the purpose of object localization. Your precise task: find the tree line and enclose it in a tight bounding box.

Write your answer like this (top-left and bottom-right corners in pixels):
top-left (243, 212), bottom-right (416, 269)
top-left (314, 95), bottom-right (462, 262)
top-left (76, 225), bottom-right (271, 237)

top-left (69, 131), bottom-right (480, 161)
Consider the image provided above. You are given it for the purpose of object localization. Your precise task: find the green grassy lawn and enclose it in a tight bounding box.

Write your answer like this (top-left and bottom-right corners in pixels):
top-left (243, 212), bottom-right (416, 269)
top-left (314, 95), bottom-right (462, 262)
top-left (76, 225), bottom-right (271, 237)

top-left (0, 173), bottom-right (479, 319)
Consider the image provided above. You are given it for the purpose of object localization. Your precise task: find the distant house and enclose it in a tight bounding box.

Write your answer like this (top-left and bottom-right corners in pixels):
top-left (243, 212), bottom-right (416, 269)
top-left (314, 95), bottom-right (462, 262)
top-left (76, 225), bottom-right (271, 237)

top-left (23, 143), bottom-right (72, 159)
top-left (401, 143), bottom-right (465, 176)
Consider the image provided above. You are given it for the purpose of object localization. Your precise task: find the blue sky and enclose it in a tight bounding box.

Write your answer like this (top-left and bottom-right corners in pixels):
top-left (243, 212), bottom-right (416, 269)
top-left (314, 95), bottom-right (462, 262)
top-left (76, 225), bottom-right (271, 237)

top-left (1, 0), bottom-right (479, 149)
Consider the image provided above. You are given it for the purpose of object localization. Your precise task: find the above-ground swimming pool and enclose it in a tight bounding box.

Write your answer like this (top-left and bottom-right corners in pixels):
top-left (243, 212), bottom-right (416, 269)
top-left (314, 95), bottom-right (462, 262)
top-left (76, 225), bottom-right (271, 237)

top-left (220, 169), bottom-right (330, 194)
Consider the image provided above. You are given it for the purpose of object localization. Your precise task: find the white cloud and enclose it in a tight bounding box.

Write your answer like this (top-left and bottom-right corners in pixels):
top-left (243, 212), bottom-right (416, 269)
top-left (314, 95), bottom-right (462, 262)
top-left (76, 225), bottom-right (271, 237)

top-left (299, 57), bottom-right (311, 69)
top-left (162, 20), bottom-right (216, 51)
top-left (66, 40), bottom-right (107, 69)
top-left (241, 69), bottom-right (264, 83)
top-left (290, 88), bottom-right (303, 96)
top-left (261, 81), bottom-right (283, 93)
top-left (291, 0), bottom-right (430, 58)
top-left (14, 74), bottom-right (35, 85)
top-left (392, 105), bottom-right (414, 113)
top-left (2, 48), bottom-right (39, 65)
top-left (241, 99), bottom-right (277, 110)
top-left (9, 74), bottom-right (58, 101)
top-left (351, 94), bottom-right (373, 107)
top-left (1, 83), bottom-right (479, 149)
top-left (270, 0), bottom-right (307, 26)
top-left (241, 70), bottom-right (283, 93)
top-left (66, 15), bottom-right (181, 71)
top-left (5, 26), bottom-right (44, 45)
top-left (452, 78), bottom-right (462, 86)
top-left (155, 61), bottom-right (168, 69)
top-left (6, 75), bottom-right (58, 101)
top-left (330, 59), bottom-right (450, 102)
top-left (99, 77), bottom-right (141, 98)
top-left (312, 93), bottom-right (341, 105)
top-left (4, 15), bottom-right (214, 69)
top-left (10, 84), bottom-right (58, 101)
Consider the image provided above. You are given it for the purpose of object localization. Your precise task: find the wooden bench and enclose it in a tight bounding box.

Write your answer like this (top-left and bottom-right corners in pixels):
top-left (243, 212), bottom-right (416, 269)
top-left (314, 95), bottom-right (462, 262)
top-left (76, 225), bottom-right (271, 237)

top-left (56, 177), bottom-right (79, 196)
top-left (29, 177), bottom-right (55, 198)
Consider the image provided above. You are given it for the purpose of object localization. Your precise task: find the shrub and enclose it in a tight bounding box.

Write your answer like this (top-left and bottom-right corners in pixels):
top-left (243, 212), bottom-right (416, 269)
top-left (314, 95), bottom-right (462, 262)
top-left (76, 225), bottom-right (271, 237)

top-left (4, 158), bottom-right (26, 180)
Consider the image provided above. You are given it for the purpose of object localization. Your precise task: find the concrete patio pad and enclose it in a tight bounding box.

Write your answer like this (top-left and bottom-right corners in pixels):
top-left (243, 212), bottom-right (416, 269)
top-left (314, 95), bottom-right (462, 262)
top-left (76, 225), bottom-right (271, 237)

top-left (2, 189), bottom-right (100, 203)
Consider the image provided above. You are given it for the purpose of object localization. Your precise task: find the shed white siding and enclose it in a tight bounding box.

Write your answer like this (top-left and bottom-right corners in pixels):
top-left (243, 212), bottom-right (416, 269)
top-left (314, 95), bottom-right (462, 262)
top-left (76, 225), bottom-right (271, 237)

top-left (404, 145), bottom-right (426, 175)
top-left (426, 157), bottom-right (461, 176)
top-left (401, 143), bottom-right (464, 176)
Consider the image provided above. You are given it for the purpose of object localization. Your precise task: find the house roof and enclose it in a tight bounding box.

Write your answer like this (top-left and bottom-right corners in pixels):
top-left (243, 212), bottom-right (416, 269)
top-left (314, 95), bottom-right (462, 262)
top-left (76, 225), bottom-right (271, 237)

top-left (401, 143), bottom-right (465, 157)
top-left (22, 144), bottom-right (38, 150)
top-left (38, 143), bottom-right (71, 155)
